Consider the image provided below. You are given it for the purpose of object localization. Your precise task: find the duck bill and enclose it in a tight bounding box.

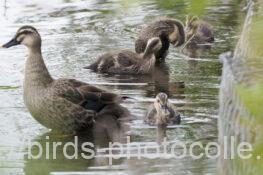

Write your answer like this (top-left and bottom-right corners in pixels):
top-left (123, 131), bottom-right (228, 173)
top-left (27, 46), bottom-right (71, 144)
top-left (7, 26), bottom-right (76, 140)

top-left (2, 38), bottom-right (19, 48)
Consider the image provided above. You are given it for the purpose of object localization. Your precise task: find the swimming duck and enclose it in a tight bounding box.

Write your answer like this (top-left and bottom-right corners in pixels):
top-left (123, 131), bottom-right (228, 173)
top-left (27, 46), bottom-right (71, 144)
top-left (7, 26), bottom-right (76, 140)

top-left (135, 17), bottom-right (185, 61)
top-left (184, 15), bottom-right (214, 47)
top-left (144, 93), bottom-right (181, 126)
top-left (1, 26), bottom-right (130, 133)
top-left (85, 37), bottom-right (162, 75)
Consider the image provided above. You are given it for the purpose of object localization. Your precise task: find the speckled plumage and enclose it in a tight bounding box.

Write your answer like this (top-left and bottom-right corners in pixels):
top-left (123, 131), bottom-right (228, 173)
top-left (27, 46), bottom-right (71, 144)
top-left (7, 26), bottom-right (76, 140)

top-left (135, 18), bottom-right (185, 60)
top-left (85, 37), bottom-right (162, 75)
top-left (144, 93), bottom-right (181, 126)
top-left (144, 104), bottom-right (181, 126)
top-left (3, 26), bottom-right (130, 133)
top-left (185, 15), bottom-right (214, 46)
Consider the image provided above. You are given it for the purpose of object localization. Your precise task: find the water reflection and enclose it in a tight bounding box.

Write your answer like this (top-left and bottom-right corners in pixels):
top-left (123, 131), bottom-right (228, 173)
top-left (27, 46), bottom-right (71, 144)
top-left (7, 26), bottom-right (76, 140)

top-left (183, 44), bottom-right (213, 58)
top-left (25, 113), bottom-right (130, 175)
top-left (24, 133), bottom-right (93, 175)
top-left (156, 124), bottom-right (167, 143)
top-left (96, 62), bottom-right (186, 98)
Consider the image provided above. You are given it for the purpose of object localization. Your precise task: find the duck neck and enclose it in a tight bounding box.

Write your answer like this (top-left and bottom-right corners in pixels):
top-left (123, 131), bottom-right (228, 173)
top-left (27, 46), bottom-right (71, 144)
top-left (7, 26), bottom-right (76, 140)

top-left (24, 46), bottom-right (53, 89)
top-left (155, 103), bottom-right (166, 125)
top-left (159, 33), bottom-right (170, 52)
top-left (156, 110), bottom-right (166, 124)
top-left (143, 49), bottom-right (154, 59)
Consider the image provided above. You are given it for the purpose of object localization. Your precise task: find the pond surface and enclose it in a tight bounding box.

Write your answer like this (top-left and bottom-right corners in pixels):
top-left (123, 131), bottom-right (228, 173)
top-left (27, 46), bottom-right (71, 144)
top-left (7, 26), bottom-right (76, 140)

top-left (0, 0), bottom-right (244, 174)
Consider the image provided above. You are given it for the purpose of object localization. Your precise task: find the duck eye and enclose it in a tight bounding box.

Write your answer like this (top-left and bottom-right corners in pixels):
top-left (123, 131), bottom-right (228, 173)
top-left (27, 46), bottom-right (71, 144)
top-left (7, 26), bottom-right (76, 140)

top-left (157, 99), bottom-right (160, 103)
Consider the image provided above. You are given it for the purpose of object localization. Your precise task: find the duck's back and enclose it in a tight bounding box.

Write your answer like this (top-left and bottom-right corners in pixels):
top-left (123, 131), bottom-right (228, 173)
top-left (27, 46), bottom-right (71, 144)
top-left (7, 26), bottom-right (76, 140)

top-left (139, 20), bottom-right (175, 40)
top-left (196, 21), bottom-right (214, 42)
top-left (116, 50), bottom-right (141, 66)
top-left (87, 50), bottom-right (141, 73)
top-left (167, 106), bottom-right (181, 125)
top-left (136, 20), bottom-right (174, 54)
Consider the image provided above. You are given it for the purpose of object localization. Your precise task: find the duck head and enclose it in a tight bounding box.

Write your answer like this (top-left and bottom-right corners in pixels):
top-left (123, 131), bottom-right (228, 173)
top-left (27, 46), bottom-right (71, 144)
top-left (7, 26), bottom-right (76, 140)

top-left (167, 20), bottom-right (185, 47)
top-left (154, 92), bottom-right (171, 125)
top-left (1, 26), bottom-right (41, 50)
top-left (185, 15), bottom-right (199, 34)
top-left (143, 37), bottom-right (162, 58)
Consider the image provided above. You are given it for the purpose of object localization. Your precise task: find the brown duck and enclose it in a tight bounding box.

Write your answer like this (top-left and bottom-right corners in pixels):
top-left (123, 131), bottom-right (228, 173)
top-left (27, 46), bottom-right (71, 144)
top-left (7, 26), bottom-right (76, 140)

top-left (144, 92), bottom-right (181, 126)
top-left (135, 17), bottom-right (185, 61)
top-left (85, 37), bottom-right (162, 75)
top-left (184, 15), bottom-right (214, 46)
top-left (1, 26), bottom-right (130, 133)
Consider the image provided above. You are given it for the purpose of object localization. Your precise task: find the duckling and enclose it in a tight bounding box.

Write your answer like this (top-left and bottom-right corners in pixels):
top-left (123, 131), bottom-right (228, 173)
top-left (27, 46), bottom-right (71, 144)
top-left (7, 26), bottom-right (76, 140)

top-left (85, 37), bottom-right (162, 75)
top-left (144, 93), bottom-right (181, 126)
top-left (1, 26), bottom-right (130, 133)
top-left (184, 15), bottom-right (214, 46)
top-left (135, 17), bottom-right (185, 61)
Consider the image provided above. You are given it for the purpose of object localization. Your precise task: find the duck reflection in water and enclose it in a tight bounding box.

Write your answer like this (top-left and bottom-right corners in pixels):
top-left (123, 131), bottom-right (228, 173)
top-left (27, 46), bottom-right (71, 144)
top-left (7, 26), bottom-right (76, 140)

top-left (144, 93), bottom-right (181, 143)
top-left (96, 62), bottom-right (185, 100)
top-left (24, 108), bottom-right (131, 175)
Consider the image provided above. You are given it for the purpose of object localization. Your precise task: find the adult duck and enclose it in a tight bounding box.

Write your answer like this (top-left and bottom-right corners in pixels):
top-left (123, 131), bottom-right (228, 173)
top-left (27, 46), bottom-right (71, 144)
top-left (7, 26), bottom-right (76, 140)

top-left (1, 26), bottom-right (130, 133)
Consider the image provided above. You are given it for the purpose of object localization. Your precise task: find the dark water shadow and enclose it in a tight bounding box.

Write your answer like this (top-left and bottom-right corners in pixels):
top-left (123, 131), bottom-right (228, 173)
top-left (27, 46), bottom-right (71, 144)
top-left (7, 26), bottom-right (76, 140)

top-left (183, 44), bottom-right (213, 58)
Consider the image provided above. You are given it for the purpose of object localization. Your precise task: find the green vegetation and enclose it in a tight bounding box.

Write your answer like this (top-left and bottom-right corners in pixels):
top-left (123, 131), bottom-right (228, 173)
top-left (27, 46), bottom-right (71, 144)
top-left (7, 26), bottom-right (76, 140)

top-left (237, 0), bottom-right (263, 125)
top-left (234, 1), bottom-right (263, 174)
top-left (0, 86), bottom-right (20, 90)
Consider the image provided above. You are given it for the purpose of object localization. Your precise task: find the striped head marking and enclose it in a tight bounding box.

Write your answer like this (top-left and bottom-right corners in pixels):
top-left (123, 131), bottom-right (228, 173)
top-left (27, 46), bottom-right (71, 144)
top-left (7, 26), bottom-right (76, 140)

top-left (154, 92), bottom-right (171, 123)
top-left (2, 26), bottom-right (41, 48)
top-left (185, 15), bottom-right (199, 32)
top-left (156, 92), bottom-right (168, 106)
top-left (144, 37), bottom-right (162, 56)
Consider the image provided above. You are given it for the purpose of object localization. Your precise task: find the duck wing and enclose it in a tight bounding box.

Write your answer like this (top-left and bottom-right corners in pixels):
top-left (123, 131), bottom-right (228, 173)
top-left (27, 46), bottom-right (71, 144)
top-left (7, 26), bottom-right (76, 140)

top-left (116, 51), bottom-right (140, 66)
top-left (144, 105), bottom-right (157, 125)
top-left (196, 22), bottom-right (214, 42)
top-left (50, 78), bottom-right (84, 104)
top-left (168, 106), bottom-right (181, 124)
top-left (41, 95), bottom-right (96, 131)
top-left (51, 78), bottom-right (125, 112)
top-left (86, 51), bottom-right (138, 72)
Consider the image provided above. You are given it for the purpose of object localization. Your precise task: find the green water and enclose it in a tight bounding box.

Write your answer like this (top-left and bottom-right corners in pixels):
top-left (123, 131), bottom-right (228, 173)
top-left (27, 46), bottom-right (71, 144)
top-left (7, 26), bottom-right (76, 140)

top-left (0, 0), bottom-right (244, 174)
